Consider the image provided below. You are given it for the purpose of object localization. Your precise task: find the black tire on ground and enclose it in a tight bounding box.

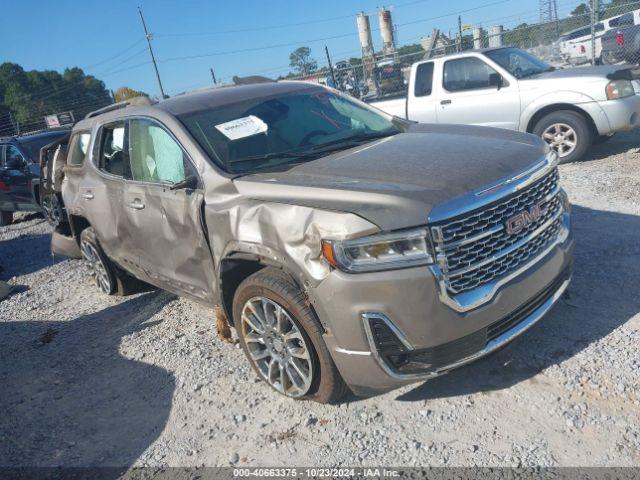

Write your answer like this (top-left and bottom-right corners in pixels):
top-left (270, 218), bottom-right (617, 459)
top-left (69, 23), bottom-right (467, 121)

top-left (601, 51), bottom-right (618, 65)
top-left (0, 211), bottom-right (13, 227)
top-left (533, 110), bottom-right (593, 164)
top-left (79, 227), bottom-right (150, 296)
top-left (232, 267), bottom-right (349, 404)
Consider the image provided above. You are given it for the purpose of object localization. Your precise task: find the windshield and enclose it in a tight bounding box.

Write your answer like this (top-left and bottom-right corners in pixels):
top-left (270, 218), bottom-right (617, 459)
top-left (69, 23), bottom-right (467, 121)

top-left (484, 48), bottom-right (553, 79)
top-left (178, 87), bottom-right (399, 174)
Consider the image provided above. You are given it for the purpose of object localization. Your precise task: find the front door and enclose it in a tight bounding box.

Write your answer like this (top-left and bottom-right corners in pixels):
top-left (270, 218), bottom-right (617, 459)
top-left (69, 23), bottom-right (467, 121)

top-left (436, 56), bottom-right (521, 130)
top-left (123, 117), bottom-right (215, 303)
top-left (0, 145), bottom-right (35, 211)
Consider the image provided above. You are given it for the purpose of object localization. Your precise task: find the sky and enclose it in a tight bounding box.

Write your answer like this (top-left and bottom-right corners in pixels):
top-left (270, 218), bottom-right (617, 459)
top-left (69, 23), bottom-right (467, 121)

top-left (2, 0), bottom-right (583, 98)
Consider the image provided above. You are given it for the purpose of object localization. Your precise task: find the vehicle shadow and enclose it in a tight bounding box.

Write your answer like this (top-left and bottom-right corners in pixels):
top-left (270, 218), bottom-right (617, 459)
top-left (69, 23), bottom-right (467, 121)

top-left (396, 204), bottom-right (640, 402)
top-left (580, 129), bottom-right (640, 162)
top-left (0, 291), bottom-right (176, 469)
top-left (0, 233), bottom-right (58, 280)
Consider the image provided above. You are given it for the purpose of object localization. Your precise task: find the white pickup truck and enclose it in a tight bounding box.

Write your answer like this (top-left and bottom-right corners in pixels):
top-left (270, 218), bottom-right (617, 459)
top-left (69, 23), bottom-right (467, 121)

top-left (370, 47), bottom-right (640, 162)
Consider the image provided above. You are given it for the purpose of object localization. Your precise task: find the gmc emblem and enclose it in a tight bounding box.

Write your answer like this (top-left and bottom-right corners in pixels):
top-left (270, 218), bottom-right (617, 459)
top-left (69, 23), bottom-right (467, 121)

top-left (505, 202), bottom-right (548, 235)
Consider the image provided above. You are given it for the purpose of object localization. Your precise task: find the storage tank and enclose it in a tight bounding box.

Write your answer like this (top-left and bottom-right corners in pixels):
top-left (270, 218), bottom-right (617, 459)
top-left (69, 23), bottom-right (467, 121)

top-left (488, 25), bottom-right (504, 47)
top-left (378, 8), bottom-right (395, 56)
top-left (356, 13), bottom-right (374, 57)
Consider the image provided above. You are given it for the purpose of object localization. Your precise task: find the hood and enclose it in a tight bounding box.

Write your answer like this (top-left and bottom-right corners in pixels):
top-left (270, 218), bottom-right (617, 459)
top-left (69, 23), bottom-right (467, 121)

top-left (524, 65), bottom-right (636, 81)
top-left (233, 124), bottom-right (548, 230)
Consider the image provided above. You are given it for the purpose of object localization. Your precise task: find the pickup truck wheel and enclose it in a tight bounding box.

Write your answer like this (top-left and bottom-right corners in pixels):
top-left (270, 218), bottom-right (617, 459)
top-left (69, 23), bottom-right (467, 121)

top-left (0, 211), bottom-right (13, 227)
top-left (80, 227), bottom-right (117, 295)
top-left (233, 268), bottom-right (348, 403)
top-left (534, 110), bottom-right (592, 163)
top-left (41, 194), bottom-right (64, 227)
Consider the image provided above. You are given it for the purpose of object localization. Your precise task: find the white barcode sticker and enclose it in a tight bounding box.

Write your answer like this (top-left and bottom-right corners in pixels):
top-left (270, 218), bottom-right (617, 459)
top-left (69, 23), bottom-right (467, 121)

top-left (215, 115), bottom-right (268, 140)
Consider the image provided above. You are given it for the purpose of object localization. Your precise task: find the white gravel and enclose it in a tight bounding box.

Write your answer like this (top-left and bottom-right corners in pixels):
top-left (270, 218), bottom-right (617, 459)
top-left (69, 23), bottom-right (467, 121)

top-left (1, 131), bottom-right (639, 468)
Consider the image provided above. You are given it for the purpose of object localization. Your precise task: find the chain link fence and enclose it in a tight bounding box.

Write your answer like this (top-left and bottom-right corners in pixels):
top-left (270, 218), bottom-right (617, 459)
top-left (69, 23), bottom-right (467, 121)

top-left (287, 0), bottom-right (640, 102)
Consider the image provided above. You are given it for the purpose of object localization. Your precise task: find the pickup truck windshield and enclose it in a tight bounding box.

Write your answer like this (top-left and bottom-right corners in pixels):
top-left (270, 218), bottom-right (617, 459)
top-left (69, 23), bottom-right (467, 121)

top-left (484, 48), bottom-right (553, 79)
top-left (178, 87), bottom-right (399, 174)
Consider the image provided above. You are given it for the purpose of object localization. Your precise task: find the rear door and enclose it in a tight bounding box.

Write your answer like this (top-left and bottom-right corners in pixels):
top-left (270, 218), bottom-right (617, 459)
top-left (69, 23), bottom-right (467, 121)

top-left (435, 56), bottom-right (521, 130)
top-left (122, 117), bottom-right (215, 302)
top-left (407, 61), bottom-right (438, 123)
top-left (79, 121), bottom-right (130, 265)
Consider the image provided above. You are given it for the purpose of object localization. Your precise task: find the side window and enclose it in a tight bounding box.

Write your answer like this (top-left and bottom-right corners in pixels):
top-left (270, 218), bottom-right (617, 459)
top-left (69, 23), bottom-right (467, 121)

top-left (67, 132), bottom-right (91, 166)
top-left (443, 58), bottom-right (499, 93)
top-left (98, 122), bottom-right (128, 177)
top-left (610, 14), bottom-right (634, 27)
top-left (128, 118), bottom-right (191, 184)
top-left (5, 145), bottom-right (26, 169)
top-left (414, 62), bottom-right (434, 97)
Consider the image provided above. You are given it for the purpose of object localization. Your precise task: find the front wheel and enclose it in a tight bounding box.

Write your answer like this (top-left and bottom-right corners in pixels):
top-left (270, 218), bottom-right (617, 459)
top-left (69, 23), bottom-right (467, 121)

top-left (533, 110), bottom-right (593, 163)
top-left (232, 268), bottom-right (348, 403)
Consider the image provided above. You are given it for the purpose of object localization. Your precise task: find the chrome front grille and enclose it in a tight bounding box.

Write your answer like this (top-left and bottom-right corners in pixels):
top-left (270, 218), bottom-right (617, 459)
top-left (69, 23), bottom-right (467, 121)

top-left (431, 169), bottom-right (564, 295)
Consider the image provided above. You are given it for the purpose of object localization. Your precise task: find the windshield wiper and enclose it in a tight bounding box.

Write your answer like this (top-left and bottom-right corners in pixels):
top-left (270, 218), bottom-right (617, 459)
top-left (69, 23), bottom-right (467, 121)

top-left (228, 149), bottom-right (319, 166)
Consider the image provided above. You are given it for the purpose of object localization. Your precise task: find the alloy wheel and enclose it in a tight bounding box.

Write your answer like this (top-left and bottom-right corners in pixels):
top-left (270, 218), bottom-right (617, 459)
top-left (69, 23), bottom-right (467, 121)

top-left (542, 123), bottom-right (578, 158)
top-left (80, 240), bottom-right (112, 294)
top-left (240, 296), bottom-right (313, 398)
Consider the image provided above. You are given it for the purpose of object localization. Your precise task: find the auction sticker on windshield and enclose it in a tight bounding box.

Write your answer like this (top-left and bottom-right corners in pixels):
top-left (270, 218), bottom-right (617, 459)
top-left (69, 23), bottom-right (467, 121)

top-left (215, 115), bottom-right (268, 141)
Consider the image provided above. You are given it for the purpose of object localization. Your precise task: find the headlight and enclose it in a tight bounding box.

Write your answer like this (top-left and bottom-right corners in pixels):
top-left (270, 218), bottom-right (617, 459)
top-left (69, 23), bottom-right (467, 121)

top-left (321, 227), bottom-right (433, 273)
top-left (606, 80), bottom-right (635, 100)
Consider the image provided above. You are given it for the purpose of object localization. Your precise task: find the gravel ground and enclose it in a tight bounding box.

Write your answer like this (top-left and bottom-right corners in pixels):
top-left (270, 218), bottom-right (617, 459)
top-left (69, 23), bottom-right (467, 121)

top-left (1, 131), bottom-right (639, 468)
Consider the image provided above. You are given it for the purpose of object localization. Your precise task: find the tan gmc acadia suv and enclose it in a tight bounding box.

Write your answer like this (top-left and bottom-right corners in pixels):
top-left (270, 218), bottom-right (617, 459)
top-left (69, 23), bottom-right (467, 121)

top-left (48, 79), bottom-right (574, 403)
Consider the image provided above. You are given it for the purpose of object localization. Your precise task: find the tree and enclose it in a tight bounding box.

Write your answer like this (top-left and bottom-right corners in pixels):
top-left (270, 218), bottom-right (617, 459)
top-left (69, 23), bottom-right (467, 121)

top-left (113, 86), bottom-right (148, 102)
top-left (289, 47), bottom-right (317, 76)
top-left (0, 62), bottom-right (111, 135)
top-left (571, 3), bottom-right (589, 17)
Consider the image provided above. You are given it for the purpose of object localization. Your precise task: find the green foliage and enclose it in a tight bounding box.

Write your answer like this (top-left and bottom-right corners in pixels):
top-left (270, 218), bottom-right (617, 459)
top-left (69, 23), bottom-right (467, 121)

top-left (288, 47), bottom-right (318, 76)
top-left (0, 62), bottom-right (111, 133)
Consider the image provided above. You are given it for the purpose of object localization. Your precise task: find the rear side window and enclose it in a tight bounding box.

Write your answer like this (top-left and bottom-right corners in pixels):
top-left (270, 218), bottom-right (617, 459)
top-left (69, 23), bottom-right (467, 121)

top-left (128, 118), bottom-right (192, 184)
top-left (443, 57), bottom-right (499, 92)
top-left (414, 62), bottom-right (434, 97)
top-left (67, 132), bottom-right (91, 166)
top-left (610, 14), bottom-right (634, 28)
top-left (4, 145), bottom-right (26, 169)
top-left (98, 122), bottom-right (128, 177)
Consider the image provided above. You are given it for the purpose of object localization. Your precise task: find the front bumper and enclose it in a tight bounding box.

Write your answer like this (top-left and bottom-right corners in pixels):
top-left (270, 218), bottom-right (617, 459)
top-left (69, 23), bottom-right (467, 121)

top-left (589, 95), bottom-right (640, 135)
top-left (314, 221), bottom-right (574, 396)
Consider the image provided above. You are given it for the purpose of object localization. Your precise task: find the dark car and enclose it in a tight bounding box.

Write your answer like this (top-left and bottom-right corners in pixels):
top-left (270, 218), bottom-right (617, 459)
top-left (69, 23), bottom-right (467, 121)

top-left (0, 129), bottom-right (70, 226)
top-left (601, 13), bottom-right (640, 64)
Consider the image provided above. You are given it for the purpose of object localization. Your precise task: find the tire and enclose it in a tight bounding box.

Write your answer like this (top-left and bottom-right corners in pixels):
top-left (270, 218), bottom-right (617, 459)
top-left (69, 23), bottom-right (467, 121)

top-left (533, 110), bottom-right (593, 164)
top-left (41, 193), bottom-right (65, 227)
top-left (601, 51), bottom-right (618, 65)
top-left (80, 227), bottom-right (118, 295)
top-left (0, 211), bottom-right (13, 227)
top-left (232, 267), bottom-right (349, 403)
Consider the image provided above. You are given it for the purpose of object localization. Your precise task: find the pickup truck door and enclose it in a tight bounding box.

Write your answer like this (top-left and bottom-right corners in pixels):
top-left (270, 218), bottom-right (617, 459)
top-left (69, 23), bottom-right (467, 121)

top-left (121, 118), bottom-right (215, 303)
top-left (0, 144), bottom-right (37, 211)
top-left (435, 56), bottom-right (521, 130)
top-left (407, 61), bottom-right (438, 123)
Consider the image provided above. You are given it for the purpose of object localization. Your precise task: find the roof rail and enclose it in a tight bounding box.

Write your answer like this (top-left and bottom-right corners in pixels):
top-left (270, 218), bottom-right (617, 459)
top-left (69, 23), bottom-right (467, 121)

top-left (85, 96), bottom-right (155, 119)
top-left (232, 75), bottom-right (276, 85)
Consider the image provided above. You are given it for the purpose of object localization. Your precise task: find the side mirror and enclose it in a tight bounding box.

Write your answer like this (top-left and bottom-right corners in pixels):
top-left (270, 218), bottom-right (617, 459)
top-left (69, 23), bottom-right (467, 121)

top-left (489, 73), bottom-right (503, 90)
top-left (169, 174), bottom-right (198, 191)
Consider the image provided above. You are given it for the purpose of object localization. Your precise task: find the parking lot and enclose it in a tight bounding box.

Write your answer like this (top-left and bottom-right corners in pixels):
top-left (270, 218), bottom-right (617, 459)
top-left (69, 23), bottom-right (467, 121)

top-left (1, 130), bottom-right (639, 468)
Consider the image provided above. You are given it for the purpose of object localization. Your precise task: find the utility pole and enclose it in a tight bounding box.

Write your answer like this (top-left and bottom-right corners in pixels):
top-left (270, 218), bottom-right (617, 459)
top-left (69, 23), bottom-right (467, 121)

top-left (210, 68), bottom-right (217, 85)
top-left (324, 46), bottom-right (337, 88)
top-left (138, 7), bottom-right (166, 99)
top-left (458, 16), bottom-right (463, 52)
top-left (591, 0), bottom-right (599, 65)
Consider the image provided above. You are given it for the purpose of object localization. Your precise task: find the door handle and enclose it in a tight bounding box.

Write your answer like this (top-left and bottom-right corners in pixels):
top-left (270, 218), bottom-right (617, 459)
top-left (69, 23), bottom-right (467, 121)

top-left (81, 192), bottom-right (94, 200)
top-left (440, 100), bottom-right (452, 105)
top-left (127, 199), bottom-right (145, 210)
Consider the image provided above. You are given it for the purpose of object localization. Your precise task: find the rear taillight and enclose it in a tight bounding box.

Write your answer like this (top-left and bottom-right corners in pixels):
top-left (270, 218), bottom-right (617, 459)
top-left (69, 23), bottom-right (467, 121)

top-left (0, 181), bottom-right (9, 192)
top-left (617, 32), bottom-right (625, 46)
top-left (580, 45), bottom-right (586, 54)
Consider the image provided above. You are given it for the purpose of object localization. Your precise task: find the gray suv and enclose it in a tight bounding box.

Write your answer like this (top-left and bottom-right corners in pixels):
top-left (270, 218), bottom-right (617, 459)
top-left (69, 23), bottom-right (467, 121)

top-left (51, 80), bottom-right (574, 402)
